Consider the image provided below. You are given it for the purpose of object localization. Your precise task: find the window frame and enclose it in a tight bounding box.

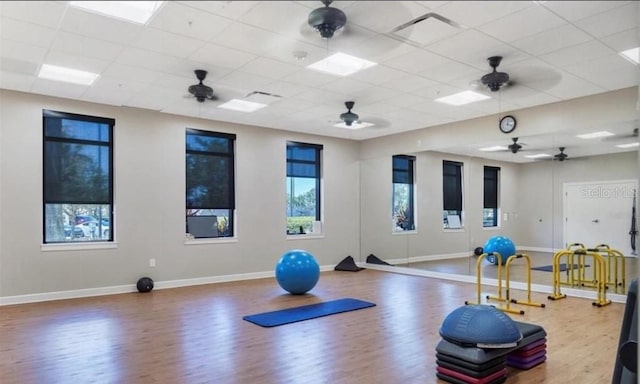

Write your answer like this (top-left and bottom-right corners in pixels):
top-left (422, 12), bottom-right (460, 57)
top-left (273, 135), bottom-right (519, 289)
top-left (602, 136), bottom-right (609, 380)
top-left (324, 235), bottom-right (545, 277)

top-left (286, 141), bottom-right (323, 235)
top-left (185, 128), bottom-right (236, 239)
top-left (392, 154), bottom-right (416, 232)
top-left (443, 160), bottom-right (464, 229)
top-left (483, 166), bottom-right (500, 228)
top-left (42, 109), bottom-right (115, 244)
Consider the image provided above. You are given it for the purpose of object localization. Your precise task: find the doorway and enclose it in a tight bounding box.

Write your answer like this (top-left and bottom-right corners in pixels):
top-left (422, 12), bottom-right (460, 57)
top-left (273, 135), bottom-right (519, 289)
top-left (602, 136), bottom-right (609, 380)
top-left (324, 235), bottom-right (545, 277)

top-left (564, 179), bottom-right (638, 256)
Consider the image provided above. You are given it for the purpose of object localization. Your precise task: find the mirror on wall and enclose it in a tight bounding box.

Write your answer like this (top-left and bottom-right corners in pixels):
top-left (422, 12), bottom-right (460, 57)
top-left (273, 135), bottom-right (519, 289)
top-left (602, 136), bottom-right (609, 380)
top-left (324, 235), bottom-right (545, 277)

top-left (359, 127), bottom-right (639, 297)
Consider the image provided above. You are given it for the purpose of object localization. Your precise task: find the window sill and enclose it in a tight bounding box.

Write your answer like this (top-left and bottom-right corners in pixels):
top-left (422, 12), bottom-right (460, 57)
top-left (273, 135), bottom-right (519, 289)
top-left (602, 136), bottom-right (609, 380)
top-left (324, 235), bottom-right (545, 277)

top-left (482, 226), bottom-right (501, 230)
top-left (41, 242), bottom-right (118, 252)
top-left (392, 230), bottom-right (417, 235)
top-left (286, 234), bottom-right (325, 240)
top-left (443, 228), bottom-right (465, 233)
top-left (185, 237), bottom-right (238, 245)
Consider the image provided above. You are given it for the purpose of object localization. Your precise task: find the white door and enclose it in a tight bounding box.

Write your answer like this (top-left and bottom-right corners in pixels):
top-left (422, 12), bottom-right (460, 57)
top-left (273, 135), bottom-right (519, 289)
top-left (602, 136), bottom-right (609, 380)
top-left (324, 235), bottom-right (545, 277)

top-left (564, 180), bottom-right (638, 256)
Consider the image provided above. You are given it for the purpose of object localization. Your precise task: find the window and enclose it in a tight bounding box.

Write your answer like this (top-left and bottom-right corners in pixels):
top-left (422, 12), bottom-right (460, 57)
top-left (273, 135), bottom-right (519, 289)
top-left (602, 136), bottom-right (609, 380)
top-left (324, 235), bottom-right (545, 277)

top-left (443, 160), bottom-right (463, 229)
top-left (392, 155), bottom-right (416, 231)
top-left (186, 129), bottom-right (236, 238)
top-left (43, 110), bottom-right (114, 243)
top-left (286, 142), bottom-right (322, 235)
top-left (483, 166), bottom-right (500, 227)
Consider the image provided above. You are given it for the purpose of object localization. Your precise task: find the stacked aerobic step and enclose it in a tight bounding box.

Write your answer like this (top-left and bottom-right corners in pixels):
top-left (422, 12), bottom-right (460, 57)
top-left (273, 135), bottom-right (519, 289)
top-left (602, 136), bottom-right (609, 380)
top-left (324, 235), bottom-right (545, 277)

top-left (436, 305), bottom-right (547, 383)
top-left (506, 336), bottom-right (547, 370)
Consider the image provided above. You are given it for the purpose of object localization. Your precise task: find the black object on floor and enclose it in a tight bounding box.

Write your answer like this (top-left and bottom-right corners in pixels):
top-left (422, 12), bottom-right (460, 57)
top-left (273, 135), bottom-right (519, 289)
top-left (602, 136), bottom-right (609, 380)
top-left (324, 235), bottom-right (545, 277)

top-left (531, 263), bottom-right (588, 272)
top-left (366, 254), bottom-right (391, 265)
top-left (334, 256), bottom-right (365, 272)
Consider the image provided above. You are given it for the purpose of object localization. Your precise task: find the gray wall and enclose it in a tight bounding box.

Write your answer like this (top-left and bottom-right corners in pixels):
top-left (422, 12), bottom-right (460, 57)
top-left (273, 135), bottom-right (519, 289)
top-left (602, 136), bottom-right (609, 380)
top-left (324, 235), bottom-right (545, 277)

top-left (0, 90), bottom-right (360, 297)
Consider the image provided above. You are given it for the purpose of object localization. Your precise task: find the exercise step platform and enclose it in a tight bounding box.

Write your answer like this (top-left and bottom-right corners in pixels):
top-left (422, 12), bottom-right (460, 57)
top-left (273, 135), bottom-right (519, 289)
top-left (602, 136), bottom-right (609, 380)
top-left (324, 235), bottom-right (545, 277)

top-left (435, 321), bottom-right (546, 383)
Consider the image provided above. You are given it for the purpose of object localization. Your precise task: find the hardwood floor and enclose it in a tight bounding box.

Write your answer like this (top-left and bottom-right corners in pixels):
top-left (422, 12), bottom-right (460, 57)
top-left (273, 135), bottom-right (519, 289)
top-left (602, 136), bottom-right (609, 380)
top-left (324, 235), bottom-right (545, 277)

top-left (0, 270), bottom-right (626, 384)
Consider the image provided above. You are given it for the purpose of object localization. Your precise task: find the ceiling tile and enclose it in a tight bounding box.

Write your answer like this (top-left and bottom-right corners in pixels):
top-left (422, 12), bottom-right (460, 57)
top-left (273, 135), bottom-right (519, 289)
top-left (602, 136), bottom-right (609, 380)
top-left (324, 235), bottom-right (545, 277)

top-left (131, 28), bottom-right (205, 59)
top-left (116, 48), bottom-right (184, 73)
top-left (425, 29), bottom-right (527, 69)
top-left (542, 70), bottom-right (606, 99)
top-left (563, 54), bottom-right (639, 91)
top-left (239, 57), bottom-right (301, 80)
top-left (189, 43), bottom-right (257, 71)
top-left (509, 24), bottom-right (594, 57)
top-left (0, 1), bottom-right (67, 28)
top-left (148, 2), bottom-right (232, 40)
top-left (44, 50), bottom-right (111, 74)
top-left (178, 1), bottom-right (260, 21)
top-left (30, 78), bottom-right (89, 99)
top-left (216, 70), bottom-right (274, 94)
top-left (436, 1), bottom-right (533, 28)
top-left (239, 1), bottom-right (311, 37)
top-left (321, 78), bottom-right (374, 98)
top-left (0, 39), bottom-right (48, 63)
top-left (573, 2), bottom-right (639, 38)
top-left (343, 1), bottom-right (430, 33)
top-left (282, 68), bottom-right (340, 88)
top-left (102, 63), bottom-right (166, 84)
top-left (381, 74), bottom-right (438, 93)
top-left (0, 17), bottom-right (57, 48)
top-left (540, 40), bottom-right (614, 68)
top-left (599, 28), bottom-right (640, 52)
top-left (59, 7), bottom-right (143, 45)
top-left (383, 48), bottom-right (448, 74)
top-left (0, 70), bottom-right (35, 92)
top-left (542, 1), bottom-right (631, 22)
top-left (350, 64), bottom-right (408, 86)
top-left (210, 22), bottom-right (283, 57)
top-left (477, 5), bottom-right (566, 43)
top-left (50, 31), bottom-right (125, 62)
top-left (348, 35), bottom-right (417, 63)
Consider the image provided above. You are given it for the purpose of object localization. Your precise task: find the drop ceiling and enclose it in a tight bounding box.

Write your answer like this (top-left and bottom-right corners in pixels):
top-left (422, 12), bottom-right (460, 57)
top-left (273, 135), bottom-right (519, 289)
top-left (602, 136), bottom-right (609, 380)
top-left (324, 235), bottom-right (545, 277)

top-left (0, 1), bottom-right (638, 162)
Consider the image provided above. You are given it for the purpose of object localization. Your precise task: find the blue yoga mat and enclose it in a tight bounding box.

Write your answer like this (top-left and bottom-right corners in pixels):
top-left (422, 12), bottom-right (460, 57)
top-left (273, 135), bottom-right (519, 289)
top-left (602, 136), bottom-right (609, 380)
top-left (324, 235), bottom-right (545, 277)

top-left (243, 298), bottom-right (376, 327)
top-left (532, 263), bottom-right (588, 272)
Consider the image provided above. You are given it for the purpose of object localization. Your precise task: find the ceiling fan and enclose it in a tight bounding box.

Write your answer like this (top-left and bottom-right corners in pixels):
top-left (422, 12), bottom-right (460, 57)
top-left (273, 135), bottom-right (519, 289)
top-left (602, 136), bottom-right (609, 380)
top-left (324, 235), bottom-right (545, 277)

top-left (308, 0), bottom-right (346, 39)
top-left (554, 147), bottom-right (569, 162)
top-left (187, 69), bottom-right (218, 103)
top-left (332, 101), bottom-right (389, 129)
top-left (339, 101), bottom-right (359, 126)
top-left (508, 137), bottom-right (524, 154)
top-left (480, 56), bottom-right (511, 92)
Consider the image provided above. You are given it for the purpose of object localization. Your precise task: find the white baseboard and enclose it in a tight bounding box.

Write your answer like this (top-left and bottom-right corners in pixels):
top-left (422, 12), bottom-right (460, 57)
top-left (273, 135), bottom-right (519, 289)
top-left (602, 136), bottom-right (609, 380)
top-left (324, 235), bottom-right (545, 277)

top-left (0, 265), bottom-right (335, 306)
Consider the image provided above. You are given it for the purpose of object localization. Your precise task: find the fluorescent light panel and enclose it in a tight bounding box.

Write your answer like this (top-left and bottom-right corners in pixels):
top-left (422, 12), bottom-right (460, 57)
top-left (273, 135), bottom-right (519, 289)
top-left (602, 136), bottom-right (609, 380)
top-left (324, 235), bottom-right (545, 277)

top-left (307, 53), bottom-right (377, 76)
top-left (525, 153), bottom-right (552, 159)
top-left (333, 121), bottom-right (374, 130)
top-left (616, 142), bottom-right (639, 148)
top-left (435, 90), bottom-right (490, 106)
top-left (69, 1), bottom-right (165, 24)
top-left (619, 47), bottom-right (640, 65)
top-left (218, 99), bottom-right (267, 112)
top-left (478, 145), bottom-right (507, 152)
top-left (38, 64), bottom-right (99, 85)
top-left (576, 131), bottom-right (614, 139)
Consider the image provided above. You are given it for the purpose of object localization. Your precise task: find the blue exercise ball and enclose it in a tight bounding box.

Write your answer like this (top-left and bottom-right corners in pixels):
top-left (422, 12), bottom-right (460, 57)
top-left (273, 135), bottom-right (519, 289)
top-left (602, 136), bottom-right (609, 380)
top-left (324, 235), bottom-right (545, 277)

top-left (275, 250), bottom-right (320, 295)
top-left (483, 235), bottom-right (516, 265)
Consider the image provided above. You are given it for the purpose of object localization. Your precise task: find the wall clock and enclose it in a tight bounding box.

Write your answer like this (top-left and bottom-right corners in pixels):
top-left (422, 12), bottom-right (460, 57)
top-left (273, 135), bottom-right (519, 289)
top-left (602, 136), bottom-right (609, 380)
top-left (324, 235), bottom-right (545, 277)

top-left (499, 115), bottom-right (516, 134)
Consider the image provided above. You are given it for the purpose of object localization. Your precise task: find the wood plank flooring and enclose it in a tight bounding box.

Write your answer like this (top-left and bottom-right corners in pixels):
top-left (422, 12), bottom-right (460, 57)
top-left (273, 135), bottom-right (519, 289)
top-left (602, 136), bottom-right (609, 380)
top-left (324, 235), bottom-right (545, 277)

top-left (0, 270), bottom-right (627, 383)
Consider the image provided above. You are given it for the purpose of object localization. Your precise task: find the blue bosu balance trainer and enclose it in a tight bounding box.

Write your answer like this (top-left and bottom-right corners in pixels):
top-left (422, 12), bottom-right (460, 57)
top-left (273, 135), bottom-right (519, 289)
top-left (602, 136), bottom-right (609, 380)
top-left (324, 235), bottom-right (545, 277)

top-left (435, 305), bottom-right (547, 383)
